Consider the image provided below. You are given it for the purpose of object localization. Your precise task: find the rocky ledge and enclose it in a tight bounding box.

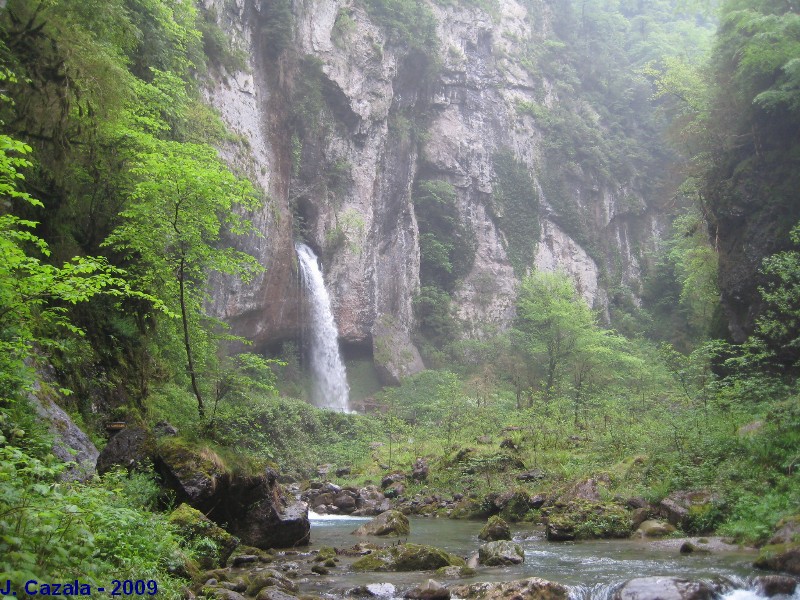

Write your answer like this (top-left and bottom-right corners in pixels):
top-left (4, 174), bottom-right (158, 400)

top-left (96, 425), bottom-right (310, 550)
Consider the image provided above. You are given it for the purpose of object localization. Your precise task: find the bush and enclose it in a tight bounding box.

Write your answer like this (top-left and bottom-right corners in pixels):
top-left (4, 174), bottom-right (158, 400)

top-left (0, 443), bottom-right (185, 597)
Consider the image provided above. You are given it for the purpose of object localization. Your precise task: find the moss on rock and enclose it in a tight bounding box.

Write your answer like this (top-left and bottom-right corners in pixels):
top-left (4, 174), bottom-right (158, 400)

top-left (479, 515), bottom-right (512, 541)
top-left (352, 543), bottom-right (466, 571)
top-left (169, 503), bottom-right (239, 569)
top-left (545, 500), bottom-right (633, 541)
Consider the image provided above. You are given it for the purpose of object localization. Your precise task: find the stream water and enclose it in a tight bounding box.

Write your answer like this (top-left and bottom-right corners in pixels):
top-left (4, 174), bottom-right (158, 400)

top-left (297, 513), bottom-right (798, 600)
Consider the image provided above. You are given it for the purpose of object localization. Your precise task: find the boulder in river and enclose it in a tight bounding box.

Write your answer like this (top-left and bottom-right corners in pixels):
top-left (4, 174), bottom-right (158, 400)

top-left (404, 579), bottom-right (450, 599)
top-left (613, 577), bottom-right (718, 600)
top-left (478, 540), bottom-right (525, 566)
top-left (478, 516), bottom-right (512, 541)
top-left (352, 509), bottom-right (411, 536)
top-left (450, 577), bottom-right (568, 600)
top-left (637, 519), bottom-right (676, 538)
top-left (352, 543), bottom-right (465, 571)
top-left (753, 514), bottom-right (800, 575)
top-left (754, 575), bottom-right (797, 597)
top-left (545, 499), bottom-right (633, 541)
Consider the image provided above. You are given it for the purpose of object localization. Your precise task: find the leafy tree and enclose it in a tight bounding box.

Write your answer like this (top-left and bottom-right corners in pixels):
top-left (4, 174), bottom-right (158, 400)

top-left (0, 76), bottom-right (139, 405)
top-left (104, 137), bottom-right (263, 418)
top-left (514, 271), bottom-right (642, 424)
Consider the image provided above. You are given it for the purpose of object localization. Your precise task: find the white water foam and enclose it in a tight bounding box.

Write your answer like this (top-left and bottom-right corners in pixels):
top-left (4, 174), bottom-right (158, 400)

top-left (295, 243), bottom-right (350, 412)
top-left (309, 510), bottom-right (371, 521)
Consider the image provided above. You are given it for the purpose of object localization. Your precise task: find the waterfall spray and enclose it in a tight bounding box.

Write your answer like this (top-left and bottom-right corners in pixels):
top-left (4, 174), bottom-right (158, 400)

top-left (295, 243), bottom-right (350, 412)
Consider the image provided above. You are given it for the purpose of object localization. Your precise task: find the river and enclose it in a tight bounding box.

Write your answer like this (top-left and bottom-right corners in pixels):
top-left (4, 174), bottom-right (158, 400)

top-left (294, 513), bottom-right (797, 600)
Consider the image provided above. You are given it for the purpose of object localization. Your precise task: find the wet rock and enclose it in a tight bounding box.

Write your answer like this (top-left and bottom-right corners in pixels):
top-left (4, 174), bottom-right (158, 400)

top-left (405, 579), bottom-right (450, 599)
top-left (451, 577), bottom-right (568, 600)
top-left (435, 565), bottom-right (477, 579)
top-left (254, 590), bottom-right (298, 600)
top-left (333, 493), bottom-right (357, 513)
top-left (478, 516), bottom-right (511, 541)
top-left (755, 575), bottom-right (797, 596)
top-left (230, 554), bottom-right (258, 567)
top-left (498, 489), bottom-right (534, 522)
top-left (680, 541), bottom-right (711, 554)
top-left (27, 389), bottom-right (100, 481)
top-left (614, 577), bottom-right (717, 600)
top-left (352, 509), bottom-right (411, 536)
top-left (207, 589), bottom-right (247, 600)
top-left (754, 543), bottom-right (800, 575)
top-left (478, 540), bottom-right (525, 566)
top-left (352, 544), bottom-right (466, 571)
top-left (637, 520), bottom-right (676, 538)
top-left (245, 569), bottom-right (297, 596)
top-left (530, 494), bottom-right (547, 509)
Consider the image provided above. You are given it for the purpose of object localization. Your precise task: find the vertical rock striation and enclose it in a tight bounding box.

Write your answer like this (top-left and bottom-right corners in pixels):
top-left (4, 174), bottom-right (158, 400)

top-left (201, 0), bottom-right (670, 381)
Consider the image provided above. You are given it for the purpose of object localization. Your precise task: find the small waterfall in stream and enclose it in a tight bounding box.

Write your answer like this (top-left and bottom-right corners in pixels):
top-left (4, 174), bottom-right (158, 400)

top-left (295, 243), bottom-right (350, 412)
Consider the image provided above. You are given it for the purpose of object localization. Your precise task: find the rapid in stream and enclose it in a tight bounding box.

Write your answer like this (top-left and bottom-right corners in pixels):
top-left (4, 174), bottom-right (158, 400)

top-left (298, 513), bottom-right (798, 600)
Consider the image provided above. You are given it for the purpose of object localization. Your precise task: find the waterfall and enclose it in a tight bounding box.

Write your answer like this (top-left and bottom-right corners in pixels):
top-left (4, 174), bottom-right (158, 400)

top-left (295, 243), bottom-right (350, 412)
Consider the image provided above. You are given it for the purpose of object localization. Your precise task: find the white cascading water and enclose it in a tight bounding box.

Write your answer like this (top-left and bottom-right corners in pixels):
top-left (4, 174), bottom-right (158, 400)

top-left (295, 243), bottom-right (350, 412)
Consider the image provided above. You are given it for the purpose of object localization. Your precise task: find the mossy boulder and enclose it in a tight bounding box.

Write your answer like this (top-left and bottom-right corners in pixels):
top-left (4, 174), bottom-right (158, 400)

top-left (450, 498), bottom-right (491, 520)
top-left (169, 503), bottom-right (239, 569)
top-left (658, 491), bottom-right (722, 533)
top-left (637, 520), bottom-right (676, 538)
top-left (753, 514), bottom-right (800, 575)
top-left (754, 543), bottom-right (800, 575)
top-left (545, 500), bottom-right (633, 541)
top-left (352, 509), bottom-right (411, 536)
top-left (245, 570), bottom-right (298, 596)
top-left (478, 540), bottom-right (525, 566)
top-left (435, 565), bottom-right (477, 579)
top-left (478, 516), bottom-right (511, 541)
top-left (158, 439), bottom-right (229, 505)
top-left (498, 490), bottom-right (534, 522)
top-left (352, 543), bottom-right (466, 571)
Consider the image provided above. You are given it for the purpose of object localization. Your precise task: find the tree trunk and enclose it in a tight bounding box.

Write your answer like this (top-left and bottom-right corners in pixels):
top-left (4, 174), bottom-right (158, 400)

top-left (179, 255), bottom-right (204, 418)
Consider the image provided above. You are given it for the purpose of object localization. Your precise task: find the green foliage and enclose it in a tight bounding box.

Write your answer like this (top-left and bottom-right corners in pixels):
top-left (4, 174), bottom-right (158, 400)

top-left (757, 222), bottom-right (800, 367)
top-left (332, 8), bottom-right (357, 48)
top-left (325, 208), bottom-right (365, 256)
top-left (413, 179), bottom-right (476, 290)
top-left (259, 0), bottom-right (294, 58)
top-left (361, 0), bottom-right (438, 53)
top-left (103, 136), bottom-right (263, 417)
top-left (491, 151), bottom-right (540, 276)
top-left (665, 209), bottom-right (720, 333)
top-left (414, 286), bottom-right (459, 349)
top-left (0, 444), bottom-right (184, 597)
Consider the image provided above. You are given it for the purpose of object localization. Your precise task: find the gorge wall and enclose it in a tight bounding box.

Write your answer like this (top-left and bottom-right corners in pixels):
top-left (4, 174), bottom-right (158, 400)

top-left (201, 0), bottom-right (675, 382)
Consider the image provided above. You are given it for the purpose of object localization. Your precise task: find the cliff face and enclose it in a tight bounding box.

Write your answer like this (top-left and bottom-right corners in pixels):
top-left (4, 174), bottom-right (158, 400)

top-left (201, 0), bottom-right (669, 382)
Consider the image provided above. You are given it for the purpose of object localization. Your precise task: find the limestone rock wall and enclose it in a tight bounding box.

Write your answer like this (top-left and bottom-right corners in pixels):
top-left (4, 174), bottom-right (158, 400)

top-left (201, 0), bottom-right (668, 380)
